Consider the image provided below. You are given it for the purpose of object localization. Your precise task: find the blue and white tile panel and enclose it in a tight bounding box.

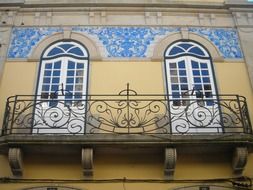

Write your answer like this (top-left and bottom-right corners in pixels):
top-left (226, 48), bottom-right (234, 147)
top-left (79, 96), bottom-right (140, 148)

top-left (7, 27), bottom-right (243, 59)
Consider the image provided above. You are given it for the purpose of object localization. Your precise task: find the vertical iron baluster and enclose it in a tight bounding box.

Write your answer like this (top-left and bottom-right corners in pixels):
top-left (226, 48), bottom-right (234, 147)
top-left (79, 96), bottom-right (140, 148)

top-left (10, 95), bottom-right (18, 134)
top-left (126, 83), bottom-right (130, 134)
top-left (236, 95), bottom-right (245, 133)
top-left (2, 99), bottom-right (11, 135)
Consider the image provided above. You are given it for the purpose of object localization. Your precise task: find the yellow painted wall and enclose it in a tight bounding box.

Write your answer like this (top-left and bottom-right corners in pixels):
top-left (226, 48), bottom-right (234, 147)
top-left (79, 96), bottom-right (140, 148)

top-left (0, 60), bottom-right (252, 189)
top-left (0, 60), bottom-right (253, 127)
top-left (2, 60), bottom-right (252, 126)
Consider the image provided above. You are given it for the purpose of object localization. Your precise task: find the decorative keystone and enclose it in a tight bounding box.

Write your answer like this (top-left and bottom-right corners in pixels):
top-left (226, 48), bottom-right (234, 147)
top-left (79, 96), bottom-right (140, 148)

top-left (8, 148), bottom-right (23, 177)
top-left (232, 147), bottom-right (248, 175)
top-left (164, 148), bottom-right (177, 179)
top-left (82, 148), bottom-right (93, 178)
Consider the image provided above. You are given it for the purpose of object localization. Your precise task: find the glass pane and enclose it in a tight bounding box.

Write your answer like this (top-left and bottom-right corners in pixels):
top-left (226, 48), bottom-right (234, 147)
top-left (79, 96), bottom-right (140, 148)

top-left (77, 63), bottom-right (84, 69)
top-left (75, 92), bottom-right (82, 99)
top-left (75, 85), bottom-right (83, 91)
top-left (76, 77), bottom-right (83, 84)
top-left (169, 62), bottom-right (176, 68)
top-left (66, 85), bottom-right (73, 91)
top-left (205, 91), bottom-right (212, 98)
top-left (67, 71), bottom-right (75, 76)
top-left (76, 70), bottom-right (84, 76)
top-left (181, 85), bottom-right (188, 91)
top-left (51, 85), bottom-right (59, 92)
top-left (68, 61), bottom-right (75, 69)
top-left (69, 47), bottom-right (85, 56)
top-left (47, 47), bottom-right (63, 57)
top-left (169, 47), bottom-right (184, 55)
top-left (194, 85), bottom-right (202, 90)
top-left (180, 77), bottom-right (188, 83)
top-left (65, 93), bottom-right (73, 99)
top-left (43, 77), bottom-right (51, 83)
top-left (191, 61), bottom-right (199, 68)
top-left (206, 100), bottom-right (214, 106)
top-left (59, 44), bottom-right (74, 51)
top-left (52, 77), bottom-right (60, 83)
top-left (54, 61), bottom-right (61, 69)
top-left (178, 61), bottom-right (185, 68)
top-left (42, 85), bottom-right (50, 91)
top-left (189, 47), bottom-right (205, 56)
top-left (45, 63), bottom-right (52, 69)
top-left (171, 77), bottom-right (178, 83)
top-left (44, 71), bottom-right (51, 76)
top-left (201, 70), bottom-right (209, 76)
top-left (172, 85), bottom-right (179, 90)
top-left (53, 71), bottom-right (60, 76)
top-left (203, 77), bottom-right (210, 83)
top-left (193, 70), bottom-right (200, 76)
top-left (179, 70), bottom-right (186, 76)
top-left (200, 63), bottom-right (208, 68)
top-left (172, 92), bottom-right (180, 98)
top-left (194, 77), bottom-right (201, 83)
top-left (178, 43), bottom-right (192, 50)
top-left (41, 92), bottom-right (49, 99)
top-left (196, 91), bottom-right (203, 98)
top-left (67, 78), bottom-right (74, 83)
top-left (170, 70), bottom-right (177, 75)
top-left (204, 84), bottom-right (212, 90)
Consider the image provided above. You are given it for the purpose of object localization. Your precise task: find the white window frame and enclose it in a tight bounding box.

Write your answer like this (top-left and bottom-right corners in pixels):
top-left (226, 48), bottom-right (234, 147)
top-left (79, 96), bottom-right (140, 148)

top-left (164, 41), bottom-right (222, 134)
top-left (34, 41), bottom-right (89, 134)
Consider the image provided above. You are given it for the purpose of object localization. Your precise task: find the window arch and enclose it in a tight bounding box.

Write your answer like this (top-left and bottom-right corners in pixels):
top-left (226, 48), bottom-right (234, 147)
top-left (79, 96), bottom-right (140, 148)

top-left (164, 40), bottom-right (220, 133)
top-left (36, 40), bottom-right (89, 105)
top-left (34, 40), bottom-right (89, 134)
top-left (164, 40), bottom-right (217, 105)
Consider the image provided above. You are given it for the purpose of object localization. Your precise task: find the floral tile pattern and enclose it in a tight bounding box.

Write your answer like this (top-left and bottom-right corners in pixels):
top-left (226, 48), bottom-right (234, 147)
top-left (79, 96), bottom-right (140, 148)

top-left (8, 27), bottom-right (63, 58)
top-left (7, 26), bottom-right (243, 59)
top-left (72, 27), bottom-right (180, 57)
top-left (189, 27), bottom-right (243, 59)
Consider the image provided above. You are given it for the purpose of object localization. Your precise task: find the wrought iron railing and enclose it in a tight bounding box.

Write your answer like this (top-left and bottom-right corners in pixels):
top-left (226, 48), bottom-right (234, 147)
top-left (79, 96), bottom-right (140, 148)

top-left (1, 88), bottom-right (252, 135)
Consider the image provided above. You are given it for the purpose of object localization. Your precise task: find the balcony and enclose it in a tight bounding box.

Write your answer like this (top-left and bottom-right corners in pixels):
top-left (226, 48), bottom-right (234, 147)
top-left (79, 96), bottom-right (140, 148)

top-left (0, 88), bottom-right (252, 178)
top-left (1, 88), bottom-right (252, 136)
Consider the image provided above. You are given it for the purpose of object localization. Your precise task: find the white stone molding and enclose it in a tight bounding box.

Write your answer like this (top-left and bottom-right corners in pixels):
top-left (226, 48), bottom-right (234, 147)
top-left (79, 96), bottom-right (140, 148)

top-left (29, 31), bottom-right (102, 61)
top-left (232, 147), bottom-right (248, 175)
top-left (164, 148), bottom-right (177, 179)
top-left (34, 12), bottom-right (40, 25)
top-left (82, 148), bottom-right (93, 178)
top-left (180, 27), bottom-right (189, 39)
top-left (101, 12), bottom-right (107, 24)
top-left (157, 12), bottom-right (162, 25)
top-left (63, 27), bottom-right (72, 39)
top-left (46, 12), bottom-right (52, 25)
top-left (211, 14), bottom-right (216, 25)
top-left (8, 147), bottom-right (23, 177)
top-left (152, 32), bottom-right (223, 61)
top-left (199, 13), bottom-right (205, 26)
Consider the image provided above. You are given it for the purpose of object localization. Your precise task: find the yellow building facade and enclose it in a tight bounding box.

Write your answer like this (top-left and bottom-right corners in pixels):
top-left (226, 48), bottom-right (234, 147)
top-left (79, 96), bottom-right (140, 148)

top-left (0, 0), bottom-right (253, 190)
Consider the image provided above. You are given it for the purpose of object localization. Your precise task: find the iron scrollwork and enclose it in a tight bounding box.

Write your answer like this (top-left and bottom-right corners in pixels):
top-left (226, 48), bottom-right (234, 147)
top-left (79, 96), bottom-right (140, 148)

top-left (1, 87), bottom-right (252, 135)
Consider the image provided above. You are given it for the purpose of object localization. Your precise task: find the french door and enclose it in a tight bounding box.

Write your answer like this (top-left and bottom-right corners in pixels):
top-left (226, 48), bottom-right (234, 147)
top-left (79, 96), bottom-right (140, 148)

top-left (34, 56), bottom-right (88, 134)
top-left (165, 56), bottom-right (222, 134)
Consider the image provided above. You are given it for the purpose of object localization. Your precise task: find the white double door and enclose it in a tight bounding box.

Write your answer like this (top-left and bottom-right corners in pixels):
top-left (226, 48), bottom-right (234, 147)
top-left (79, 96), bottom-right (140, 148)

top-left (165, 56), bottom-right (222, 134)
top-left (34, 57), bottom-right (88, 134)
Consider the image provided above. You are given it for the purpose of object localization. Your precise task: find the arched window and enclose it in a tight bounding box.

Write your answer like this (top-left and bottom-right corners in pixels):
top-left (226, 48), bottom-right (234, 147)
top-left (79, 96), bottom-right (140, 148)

top-left (37, 41), bottom-right (89, 106)
top-left (164, 40), bottom-right (220, 133)
top-left (34, 40), bottom-right (89, 134)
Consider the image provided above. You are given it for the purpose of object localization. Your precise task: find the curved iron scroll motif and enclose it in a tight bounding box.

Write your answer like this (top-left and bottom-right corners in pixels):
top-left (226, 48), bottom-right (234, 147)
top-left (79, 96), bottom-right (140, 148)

top-left (86, 84), bottom-right (170, 133)
top-left (1, 92), bottom-right (252, 135)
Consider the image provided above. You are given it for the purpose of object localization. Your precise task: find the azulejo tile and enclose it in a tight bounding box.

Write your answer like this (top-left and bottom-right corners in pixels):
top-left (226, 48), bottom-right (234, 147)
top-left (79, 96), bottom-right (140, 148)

top-left (189, 27), bottom-right (243, 59)
top-left (72, 27), bottom-right (180, 57)
top-left (7, 27), bottom-right (243, 59)
top-left (8, 27), bottom-right (63, 58)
